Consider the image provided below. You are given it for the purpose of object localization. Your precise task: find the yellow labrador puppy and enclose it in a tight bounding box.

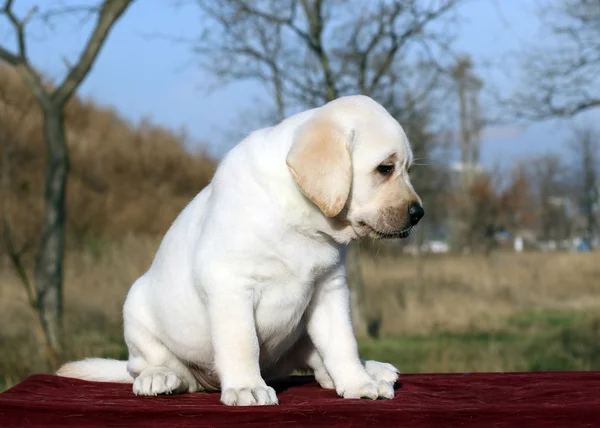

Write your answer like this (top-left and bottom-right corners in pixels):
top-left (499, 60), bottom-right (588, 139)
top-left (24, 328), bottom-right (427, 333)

top-left (57, 95), bottom-right (424, 406)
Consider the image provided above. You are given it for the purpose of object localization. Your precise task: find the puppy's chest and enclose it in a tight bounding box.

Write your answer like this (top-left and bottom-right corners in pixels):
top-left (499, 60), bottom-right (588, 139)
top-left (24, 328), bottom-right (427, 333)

top-left (255, 260), bottom-right (328, 317)
top-left (253, 274), bottom-right (317, 349)
top-left (254, 241), bottom-right (339, 337)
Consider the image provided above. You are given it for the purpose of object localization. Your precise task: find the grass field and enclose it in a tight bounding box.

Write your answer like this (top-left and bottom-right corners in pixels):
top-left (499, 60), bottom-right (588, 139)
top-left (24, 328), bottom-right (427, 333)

top-left (1, 237), bottom-right (599, 391)
top-left (360, 309), bottom-right (600, 373)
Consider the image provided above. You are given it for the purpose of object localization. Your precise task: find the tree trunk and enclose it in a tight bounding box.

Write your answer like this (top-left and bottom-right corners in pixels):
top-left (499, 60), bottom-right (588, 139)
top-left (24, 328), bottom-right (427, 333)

top-left (583, 159), bottom-right (597, 247)
top-left (34, 106), bottom-right (69, 368)
top-left (346, 242), bottom-right (368, 338)
top-left (272, 66), bottom-right (285, 122)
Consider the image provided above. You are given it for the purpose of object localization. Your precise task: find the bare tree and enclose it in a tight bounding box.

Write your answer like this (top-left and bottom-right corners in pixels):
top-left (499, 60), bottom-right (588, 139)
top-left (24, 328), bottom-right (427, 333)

top-left (568, 125), bottom-right (599, 246)
top-left (529, 154), bottom-right (570, 242)
top-left (0, 0), bottom-right (135, 367)
top-left (452, 55), bottom-right (482, 171)
top-left (448, 54), bottom-right (487, 252)
top-left (194, 0), bottom-right (462, 336)
top-left (507, 0), bottom-right (600, 120)
top-left (196, 0), bottom-right (461, 118)
top-left (499, 164), bottom-right (536, 235)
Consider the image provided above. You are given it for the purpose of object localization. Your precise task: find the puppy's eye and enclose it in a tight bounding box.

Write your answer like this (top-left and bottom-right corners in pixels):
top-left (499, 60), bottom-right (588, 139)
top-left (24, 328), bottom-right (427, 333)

top-left (376, 164), bottom-right (395, 175)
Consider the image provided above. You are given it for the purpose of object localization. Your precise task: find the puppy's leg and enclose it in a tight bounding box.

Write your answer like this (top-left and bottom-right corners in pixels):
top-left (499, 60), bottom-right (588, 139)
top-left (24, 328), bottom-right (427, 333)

top-left (305, 265), bottom-right (398, 400)
top-left (125, 320), bottom-right (199, 396)
top-left (302, 341), bottom-right (336, 390)
top-left (287, 334), bottom-right (397, 390)
top-left (207, 284), bottom-right (278, 406)
top-left (309, 354), bottom-right (399, 391)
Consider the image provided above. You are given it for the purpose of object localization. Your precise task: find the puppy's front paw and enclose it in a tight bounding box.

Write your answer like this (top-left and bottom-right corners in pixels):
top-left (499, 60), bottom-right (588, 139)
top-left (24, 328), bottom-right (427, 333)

top-left (221, 385), bottom-right (279, 406)
top-left (363, 360), bottom-right (400, 385)
top-left (133, 367), bottom-right (185, 396)
top-left (336, 372), bottom-right (395, 400)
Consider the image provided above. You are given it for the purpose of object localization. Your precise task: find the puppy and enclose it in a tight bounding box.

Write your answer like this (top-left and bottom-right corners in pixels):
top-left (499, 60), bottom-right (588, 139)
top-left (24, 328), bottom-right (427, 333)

top-left (57, 95), bottom-right (424, 406)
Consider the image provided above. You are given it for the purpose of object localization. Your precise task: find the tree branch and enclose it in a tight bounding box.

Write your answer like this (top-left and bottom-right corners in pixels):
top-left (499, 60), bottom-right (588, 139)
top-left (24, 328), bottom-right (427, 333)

top-left (232, 0), bottom-right (314, 47)
top-left (2, 0), bottom-right (37, 59)
top-left (0, 45), bottom-right (20, 66)
top-left (503, 0), bottom-right (600, 121)
top-left (368, 1), bottom-right (458, 94)
top-left (354, 10), bottom-right (388, 93)
top-left (0, 1), bottom-right (49, 106)
top-left (2, 218), bottom-right (37, 307)
top-left (51, 0), bottom-right (134, 106)
top-left (514, 98), bottom-right (600, 121)
top-left (300, 0), bottom-right (337, 100)
top-left (38, 5), bottom-right (100, 23)
top-left (0, 98), bottom-right (36, 307)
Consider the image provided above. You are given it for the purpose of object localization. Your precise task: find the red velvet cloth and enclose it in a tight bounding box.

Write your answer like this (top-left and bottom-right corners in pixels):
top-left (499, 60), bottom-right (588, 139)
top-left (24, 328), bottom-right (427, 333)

top-left (1, 372), bottom-right (599, 427)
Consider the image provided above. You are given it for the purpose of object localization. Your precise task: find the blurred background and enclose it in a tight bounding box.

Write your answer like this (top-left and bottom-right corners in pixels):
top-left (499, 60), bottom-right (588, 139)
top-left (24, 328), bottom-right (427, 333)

top-left (1, 0), bottom-right (599, 391)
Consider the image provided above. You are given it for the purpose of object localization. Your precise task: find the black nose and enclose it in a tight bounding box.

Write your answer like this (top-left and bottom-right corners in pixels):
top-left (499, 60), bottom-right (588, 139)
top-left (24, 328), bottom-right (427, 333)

top-left (408, 203), bottom-right (424, 226)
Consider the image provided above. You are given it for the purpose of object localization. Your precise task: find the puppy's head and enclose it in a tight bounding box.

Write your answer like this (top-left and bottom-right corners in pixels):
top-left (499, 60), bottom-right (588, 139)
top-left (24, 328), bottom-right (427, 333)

top-left (286, 95), bottom-right (423, 240)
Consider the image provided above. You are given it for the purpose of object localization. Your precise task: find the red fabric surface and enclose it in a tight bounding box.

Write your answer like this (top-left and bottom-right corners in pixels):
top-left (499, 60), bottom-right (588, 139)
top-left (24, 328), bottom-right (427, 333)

top-left (1, 372), bottom-right (599, 427)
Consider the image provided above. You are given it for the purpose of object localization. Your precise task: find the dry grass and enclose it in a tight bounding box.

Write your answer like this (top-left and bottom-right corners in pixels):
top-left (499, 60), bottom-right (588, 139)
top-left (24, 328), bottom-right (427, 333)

top-left (2, 239), bottom-right (599, 390)
top-left (0, 235), bottom-right (157, 387)
top-left (361, 250), bottom-right (600, 336)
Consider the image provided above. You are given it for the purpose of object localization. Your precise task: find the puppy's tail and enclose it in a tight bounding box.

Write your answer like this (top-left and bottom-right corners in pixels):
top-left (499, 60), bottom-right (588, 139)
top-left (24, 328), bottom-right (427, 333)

top-left (56, 358), bottom-right (133, 383)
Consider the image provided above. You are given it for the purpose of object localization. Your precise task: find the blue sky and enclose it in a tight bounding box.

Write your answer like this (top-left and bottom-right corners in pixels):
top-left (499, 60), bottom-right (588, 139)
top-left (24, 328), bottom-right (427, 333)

top-left (1, 0), bottom-right (594, 165)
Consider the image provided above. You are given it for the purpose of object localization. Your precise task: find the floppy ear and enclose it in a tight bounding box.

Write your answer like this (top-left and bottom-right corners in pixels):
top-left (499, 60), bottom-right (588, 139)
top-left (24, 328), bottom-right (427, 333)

top-left (286, 118), bottom-right (353, 217)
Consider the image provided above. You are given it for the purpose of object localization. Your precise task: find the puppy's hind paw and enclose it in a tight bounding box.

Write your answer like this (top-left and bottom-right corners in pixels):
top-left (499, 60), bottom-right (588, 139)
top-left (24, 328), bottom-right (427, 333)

top-left (314, 369), bottom-right (335, 390)
top-left (133, 367), bottom-right (186, 396)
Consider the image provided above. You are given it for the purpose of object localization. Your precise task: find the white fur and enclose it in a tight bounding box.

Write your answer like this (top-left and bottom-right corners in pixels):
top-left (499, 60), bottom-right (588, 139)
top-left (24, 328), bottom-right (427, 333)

top-left (57, 95), bottom-right (420, 406)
